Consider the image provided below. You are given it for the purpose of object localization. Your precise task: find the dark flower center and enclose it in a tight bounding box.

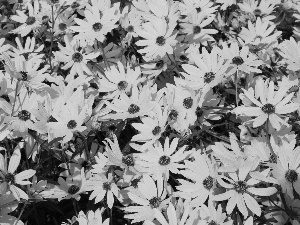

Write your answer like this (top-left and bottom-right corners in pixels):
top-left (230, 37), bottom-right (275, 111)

top-left (26, 16), bottom-right (36, 25)
top-left (58, 23), bottom-right (67, 31)
top-left (232, 56), bottom-right (244, 65)
top-left (285, 169), bottom-right (298, 183)
top-left (18, 110), bottom-right (31, 121)
top-left (183, 97), bottom-right (193, 109)
top-left (72, 52), bottom-right (83, 63)
top-left (96, 55), bottom-right (104, 63)
top-left (1, 94), bottom-right (10, 103)
top-left (156, 36), bottom-right (166, 46)
top-left (204, 72), bottom-right (216, 83)
top-left (67, 120), bottom-right (77, 129)
top-left (261, 103), bottom-right (275, 114)
top-left (68, 185), bottom-right (80, 194)
top-left (155, 60), bottom-right (164, 69)
top-left (92, 22), bottom-right (102, 32)
top-left (253, 8), bottom-right (262, 16)
top-left (71, 2), bottom-right (80, 8)
top-left (131, 177), bottom-right (141, 188)
top-left (127, 25), bottom-right (134, 32)
top-left (5, 173), bottom-right (15, 183)
top-left (128, 104), bottom-right (140, 114)
top-left (149, 197), bottom-right (161, 208)
top-left (152, 126), bottom-right (161, 136)
top-left (169, 109), bottom-right (178, 120)
top-left (122, 155), bottom-right (135, 167)
top-left (193, 26), bottom-right (201, 34)
top-left (269, 154), bottom-right (277, 163)
top-left (208, 221), bottom-right (217, 225)
top-left (117, 81), bottom-right (128, 90)
top-left (234, 180), bottom-right (248, 194)
top-left (158, 155), bottom-right (171, 166)
top-left (20, 71), bottom-right (28, 81)
top-left (196, 7), bottom-right (201, 13)
top-left (102, 182), bottom-right (111, 191)
top-left (203, 176), bottom-right (214, 190)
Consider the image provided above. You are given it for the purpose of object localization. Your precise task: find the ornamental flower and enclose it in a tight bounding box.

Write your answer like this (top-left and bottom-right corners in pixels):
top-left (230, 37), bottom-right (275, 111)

top-left (0, 143), bottom-right (36, 201)
top-left (136, 137), bottom-right (190, 180)
top-left (70, 0), bottom-right (120, 47)
top-left (179, 0), bottom-right (218, 17)
top-left (176, 151), bottom-right (216, 207)
top-left (10, 0), bottom-right (42, 37)
top-left (76, 209), bottom-right (109, 225)
top-left (270, 140), bottom-right (300, 198)
top-left (214, 160), bottom-right (277, 217)
top-left (278, 37), bottom-right (300, 71)
top-left (135, 17), bottom-right (177, 60)
top-left (233, 79), bottom-right (300, 130)
top-left (124, 174), bottom-right (169, 223)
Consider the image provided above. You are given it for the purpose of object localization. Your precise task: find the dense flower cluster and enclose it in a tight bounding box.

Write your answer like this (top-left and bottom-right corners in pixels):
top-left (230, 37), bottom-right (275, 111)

top-left (1, 0), bottom-right (300, 224)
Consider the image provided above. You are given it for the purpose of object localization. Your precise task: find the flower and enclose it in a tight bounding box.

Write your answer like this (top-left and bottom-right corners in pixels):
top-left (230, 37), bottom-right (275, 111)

top-left (10, 0), bottom-right (42, 37)
top-left (124, 174), bottom-right (169, 223)
top-left (135, 17), bottom-right (177, 60)
top-left (176, 151), bottom-right (216, 207)
top-left (179, 0), bottom-right (218, 17)
top-left (233, 79), bottom-right (300, 130)
top-left (76, 208), bottom-right (109, 225)
top-left (214, 160), bottom-right (277, 217)
top-left (0, 143), bottom-right (36, 200)
top-left (278, 37), bottom-right (300, 71)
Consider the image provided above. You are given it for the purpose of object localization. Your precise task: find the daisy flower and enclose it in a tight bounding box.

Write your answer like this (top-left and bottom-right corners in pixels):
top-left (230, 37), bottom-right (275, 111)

top-left (238, 17), bottom-right (282, 46)
top-left (214, 160), bottom-right (277, 217)
top-left (137, 137), bottom-right (191, 180)
top-left (53, 12), bottom-right (76, 36)
top-left (216, 0), bottom-right (237, 10)
top-left (180, 10), bottom-right (218, 45)
top-left (86, 173), bottom-right (121, 208)
top-left (135, 17), bottom-right (177, 60)
top-left (0, 38), bottom-right (10, 55)
top-left (54, 35), bottom-right (98, 82)
top-left (278, 37), bottom-right (300, 71)
top-left (0, 143), bottom-right (36, 201)
top-left (233, 79), bottom-right (300, 130)
top-left (180, 46), bottom-right (230, 92)
top-left (179, 0), bottom-right (218, 17)
top-left (222, 42), bottom-right (262, 75)
top-left (130, 105), bottom-right (168, 151)
top-left (47, 101), bottom-right (88, 143)
top-left (70, 0), bottom-right (120, 47)
top-left (124, 174), bottom-right (169, 223)
top-left (10, 0), bottom-right (42, 37)
top-left (41, 169), bottom-right (87, 201)
top-left (176, 151), bottom-right (216, 207)
top-left (270, 140), bottom-right (300, 198)
top-left (102, 85), bottom-right (157, 120)
top-left (97, 61), bottom-right (143, 99)
top-left (76, 208), bottom-right (109, 225)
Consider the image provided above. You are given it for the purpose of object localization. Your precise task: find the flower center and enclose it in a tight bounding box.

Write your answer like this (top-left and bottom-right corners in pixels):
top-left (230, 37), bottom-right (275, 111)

top-left (193, 26), bottom-right (201, 34)
top-left (128, 104), bottom-right (140, 114)
top-left (183, 97), bottom-right (193, 109)
top-left (102, 182), bottom-right (111, 191)
top-left (18, 110), bottom-right (31, 121)
top-left (253, 8), bottom-right (261, 16)
top-left (26, 16), bottom-right (36, 25)
top-left (285, 169), bottom-right (298, 183)
top-left (155, 60), bottom-right (164, 69)
top-left (232, 56), bottom-right (244, 65)
top-left (204, 72), bottom-right (215, 83)
top-left (196, 7), bottom-right (201, 13)
top-left (208, 221), bottom-right (218, 225)
top-left (20, 71), bottom-right (28, 81)
top-left (96, 55), bottom-right (104, 63)
top-left (269, 154), bottom-right (277, 163)
top-left (169, 109), bottom-right (178, 120)
top-left (71, 2), bottom-right (80, 8)
top-left (149, 197), bottom-right (161, 208)
top-left (158, 155), bottom-right (171, 166)
top-left (72, 52), bottom-right (83, 63)
top-left (203, 176), bottom-right (214, 190)
top-left (127, 25), bottom-right (134, 32)
top-left (92, 22), bottom-right (102, 32)
top-left (261, 103), bottom-right (275, 114)
top-left (152, 126), bottom-right (161, 135)
top-left (122, 155), bottom-right (135, 167)
top-left (234, 180), bottom-right (248, 194)
top-left (4, 173), bottom-right (15, 184)
top-left (117, 81), bottom-right (128, 90)
top-left (58, 23), bottom-right (67, 31)
top-left (131, 177), bottom-right (141, 188)
top-left (68, 185), bottom-right (80, 194)
top-left (67, 120), bottom-right (77, 129)
top-left (156, 36), bottom-right (166, 46)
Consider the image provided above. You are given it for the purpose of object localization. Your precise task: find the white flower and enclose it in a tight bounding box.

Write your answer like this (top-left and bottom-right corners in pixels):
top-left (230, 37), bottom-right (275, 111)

top-left (76, 208), bottom-right (109, 225)
top-left (0, 143), bottom-right (36, 201)
top-left (278, 37), bottom-right (300, 71)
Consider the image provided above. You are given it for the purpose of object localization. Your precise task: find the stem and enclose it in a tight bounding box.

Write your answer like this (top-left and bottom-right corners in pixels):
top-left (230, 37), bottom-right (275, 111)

top-left (100, 42), bottom-right (110, 70)
top-left (16, 201), bottom-right (27, 224)
top-left (72, 198), bottom-right (78, 216)
top-left (11, 81), bottom-right (19, 117)
top-left (235, 69), bottom-right (239, 107)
